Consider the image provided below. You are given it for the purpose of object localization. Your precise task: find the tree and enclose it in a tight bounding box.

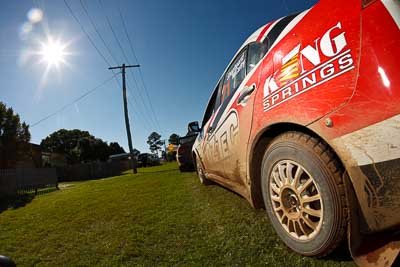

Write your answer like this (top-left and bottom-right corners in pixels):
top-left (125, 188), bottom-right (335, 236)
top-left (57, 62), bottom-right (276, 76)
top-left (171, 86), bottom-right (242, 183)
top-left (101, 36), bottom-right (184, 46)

top-left (41, 129), bottom-right (124, 164)
top-left (168, 133), bottom-right (180, 146)
top-left (41, 129), bottom-right (90, 163)
top-left (92, 138), bottom-right (110, 161)
top-left (147, 132), bottom-right (163, 155)
top-left (0, 102), bottom-right (31, 168)
top-left (109, 142), bottom-right (126, 155)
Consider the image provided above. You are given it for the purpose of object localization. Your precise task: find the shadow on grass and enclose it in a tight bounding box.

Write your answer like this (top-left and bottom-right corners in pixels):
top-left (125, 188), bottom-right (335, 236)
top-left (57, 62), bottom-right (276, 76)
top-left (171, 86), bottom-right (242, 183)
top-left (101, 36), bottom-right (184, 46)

top-left (208, 181), bottom-right (248, 201)
top-left (0, 187), bottom-right (59, 214)
top-left (0, 194), bottom-right (35, 214)
top-left (178, 167), bottom-right (195, 173)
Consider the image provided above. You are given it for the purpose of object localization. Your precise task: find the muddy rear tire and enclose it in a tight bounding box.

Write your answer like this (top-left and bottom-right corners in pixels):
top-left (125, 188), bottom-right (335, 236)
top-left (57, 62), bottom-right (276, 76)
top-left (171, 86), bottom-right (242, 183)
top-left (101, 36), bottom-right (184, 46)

top-left (261, 131), bottom-right (348, 257)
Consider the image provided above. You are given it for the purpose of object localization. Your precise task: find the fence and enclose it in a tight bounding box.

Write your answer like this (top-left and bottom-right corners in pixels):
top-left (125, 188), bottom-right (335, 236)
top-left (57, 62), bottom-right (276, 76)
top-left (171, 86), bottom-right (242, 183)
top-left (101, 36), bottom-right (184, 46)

top-left (57, 160), bottom-right (132, 182)
top-left (0, 168), bottom-right (58, 197)
top-left (0, 161), bottom-right (132, 197)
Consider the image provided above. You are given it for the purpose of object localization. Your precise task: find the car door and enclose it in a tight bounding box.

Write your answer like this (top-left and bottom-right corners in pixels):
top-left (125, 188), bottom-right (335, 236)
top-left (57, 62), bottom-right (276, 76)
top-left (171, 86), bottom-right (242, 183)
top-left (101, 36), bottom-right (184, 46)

top-left (217, 42), bottom-right (267, 186)
top-left (199, 48), bottom-right (247, 185)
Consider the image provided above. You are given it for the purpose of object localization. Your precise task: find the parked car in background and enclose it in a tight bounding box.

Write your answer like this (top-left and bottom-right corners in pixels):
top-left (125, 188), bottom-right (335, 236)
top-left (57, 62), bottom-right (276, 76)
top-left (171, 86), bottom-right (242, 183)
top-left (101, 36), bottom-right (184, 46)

top-left (176, 133), bottom-right (198, 172)
top-left (137, 153), bottom-right (160, 167)
top-left (191, 0), bottom-right (400, 265)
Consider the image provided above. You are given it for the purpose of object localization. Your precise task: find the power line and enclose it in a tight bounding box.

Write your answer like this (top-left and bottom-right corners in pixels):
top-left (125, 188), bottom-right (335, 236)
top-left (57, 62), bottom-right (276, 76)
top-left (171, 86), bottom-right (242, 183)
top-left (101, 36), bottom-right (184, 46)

top-left (63, 0), bottom-right (144, 155)
top-left (112, 75), bottom-right (146, 131)
top-left (98, 0), bottom-right (160, 130)
top-left (126, 71), bottom-right (158, 130)
top-left (63, 0), bottom-right (112, 67)
top-left (64, 0), bottom-right (120, 90)
top-left (117, 6), bottom-right (148, 97)
top-left (117, 7), bottom-right (162, 133)
top-left (30, 73), bottom-right (118, 128)
top-left (75, 0), bottom-right (122, 93)
top-left (127, 98), bottom-right (151, 134)
top-left (79, 0), bottom-right (119, 66)
top-left (120, 74), bottom-right (155, 131)
top-left (64, 0), bottom-right (160, 138)
top-left (126, 86), bottom-right (156, 131)
top-left (126, 74), bottom-right (158, 130)
top-left (97, 0), bottom-right (160, 131)
top-left (133, 64), bottom-right (161, 132)
top-left (101, 5), bottom-right (130, 68)
top-left (64, 0), bottom-right (131, 137)
top-left (117, 6), bottom-right (139, 64)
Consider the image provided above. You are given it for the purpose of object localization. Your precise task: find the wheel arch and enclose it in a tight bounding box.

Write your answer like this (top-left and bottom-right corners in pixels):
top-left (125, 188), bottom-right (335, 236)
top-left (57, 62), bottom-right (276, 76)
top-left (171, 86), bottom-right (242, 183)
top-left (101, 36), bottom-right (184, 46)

top-left (248, 122), bottom-right (353, 209)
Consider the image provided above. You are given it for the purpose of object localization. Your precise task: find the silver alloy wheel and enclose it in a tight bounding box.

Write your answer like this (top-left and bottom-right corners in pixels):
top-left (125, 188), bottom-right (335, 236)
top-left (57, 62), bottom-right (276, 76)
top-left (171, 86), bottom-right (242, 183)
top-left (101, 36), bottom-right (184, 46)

top-left (269, 160), bottom-right (323, 241)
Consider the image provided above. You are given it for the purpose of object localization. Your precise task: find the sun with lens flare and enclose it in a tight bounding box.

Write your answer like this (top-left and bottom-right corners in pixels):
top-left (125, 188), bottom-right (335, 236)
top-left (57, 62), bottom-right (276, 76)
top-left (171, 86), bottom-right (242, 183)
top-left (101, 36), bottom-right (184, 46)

top-left (39, 37), bottom-right (68, 68)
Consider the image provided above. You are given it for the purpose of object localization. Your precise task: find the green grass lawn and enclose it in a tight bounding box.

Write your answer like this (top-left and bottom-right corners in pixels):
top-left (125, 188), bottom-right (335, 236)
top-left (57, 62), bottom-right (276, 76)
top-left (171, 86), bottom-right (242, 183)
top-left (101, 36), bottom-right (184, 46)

top-left (0, 162), bottom-right (355, 266)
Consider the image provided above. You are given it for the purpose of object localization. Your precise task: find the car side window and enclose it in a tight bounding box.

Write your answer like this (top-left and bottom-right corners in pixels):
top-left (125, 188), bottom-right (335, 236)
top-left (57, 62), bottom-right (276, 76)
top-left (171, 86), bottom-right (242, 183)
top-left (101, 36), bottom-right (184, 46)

top-left (214, 81), bottom-right (223, 112)
top-left (247, 42), bottom-right (267, 73)
top-left (222, 49), bottom-right (247, 104)
top-left (201, 82), bottom-right (219, 128)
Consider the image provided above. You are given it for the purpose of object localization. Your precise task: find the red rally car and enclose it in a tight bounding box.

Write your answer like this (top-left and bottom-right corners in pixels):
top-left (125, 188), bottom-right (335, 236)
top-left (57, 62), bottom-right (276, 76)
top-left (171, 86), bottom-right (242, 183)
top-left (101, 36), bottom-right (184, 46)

top-left (191, 0), bottom-right (400, 265)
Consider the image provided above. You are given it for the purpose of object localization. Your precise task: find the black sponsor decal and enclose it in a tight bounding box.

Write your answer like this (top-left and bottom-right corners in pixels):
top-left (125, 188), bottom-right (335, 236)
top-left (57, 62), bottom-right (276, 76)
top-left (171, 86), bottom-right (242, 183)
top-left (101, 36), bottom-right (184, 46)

top-left (263, 13), bottom-right (299, 49)
top-left (359, 158), bottom-right (400, 208)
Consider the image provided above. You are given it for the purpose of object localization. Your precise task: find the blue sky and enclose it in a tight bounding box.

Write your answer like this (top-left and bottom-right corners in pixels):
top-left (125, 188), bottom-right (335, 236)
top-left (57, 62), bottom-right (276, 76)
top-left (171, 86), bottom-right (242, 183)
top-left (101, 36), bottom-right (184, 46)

top-left (0, 0), bottom-right (317, 153)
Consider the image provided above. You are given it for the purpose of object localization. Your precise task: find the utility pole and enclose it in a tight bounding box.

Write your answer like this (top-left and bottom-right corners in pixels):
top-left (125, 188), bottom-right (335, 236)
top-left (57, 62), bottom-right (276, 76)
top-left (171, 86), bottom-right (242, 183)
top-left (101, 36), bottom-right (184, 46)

top-left (109, 64), bottom-right (140, 174)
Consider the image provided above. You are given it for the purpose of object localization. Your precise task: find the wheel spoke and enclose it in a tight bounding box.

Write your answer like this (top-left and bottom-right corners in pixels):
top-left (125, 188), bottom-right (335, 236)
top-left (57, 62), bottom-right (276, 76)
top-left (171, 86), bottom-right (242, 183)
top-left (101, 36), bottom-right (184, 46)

top-left (286, 161), bottom-right (294, 183)
top-left (274, 206), bottom-right (283, 212)
top-left (294, 220), bottom-right (304, 237)
top-left (299, 178), bottom-right (313, 193)
top-left (272, 172), bottom-right (283, 188)
top-left (271, 195), bottom-right (280, 202)
top-left (278, 164), bottom-right (287, 185)
top-left (297, 219), bottom-right (307, 236)
top-left (302, 194), bottom-right (321, 203)
top-left (292, 166), bottom-right (303, 189)
top-left (271, 184), bottom-right (280, 195)
top-left (303, 207), bottom-right (321, 218)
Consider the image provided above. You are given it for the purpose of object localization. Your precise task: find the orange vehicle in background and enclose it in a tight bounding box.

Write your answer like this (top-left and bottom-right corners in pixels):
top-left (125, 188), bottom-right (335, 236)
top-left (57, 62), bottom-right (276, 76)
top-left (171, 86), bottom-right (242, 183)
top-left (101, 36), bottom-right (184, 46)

top-left (191, 0), bottom-right (400, 265)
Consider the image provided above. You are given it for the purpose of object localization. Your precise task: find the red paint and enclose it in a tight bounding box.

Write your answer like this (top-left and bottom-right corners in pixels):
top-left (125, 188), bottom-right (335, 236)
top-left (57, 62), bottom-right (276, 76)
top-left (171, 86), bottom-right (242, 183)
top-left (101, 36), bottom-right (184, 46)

top-left (311, 0), bottom-right (400, 140)
top-left (256, 22), bottom-right (274, 42)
